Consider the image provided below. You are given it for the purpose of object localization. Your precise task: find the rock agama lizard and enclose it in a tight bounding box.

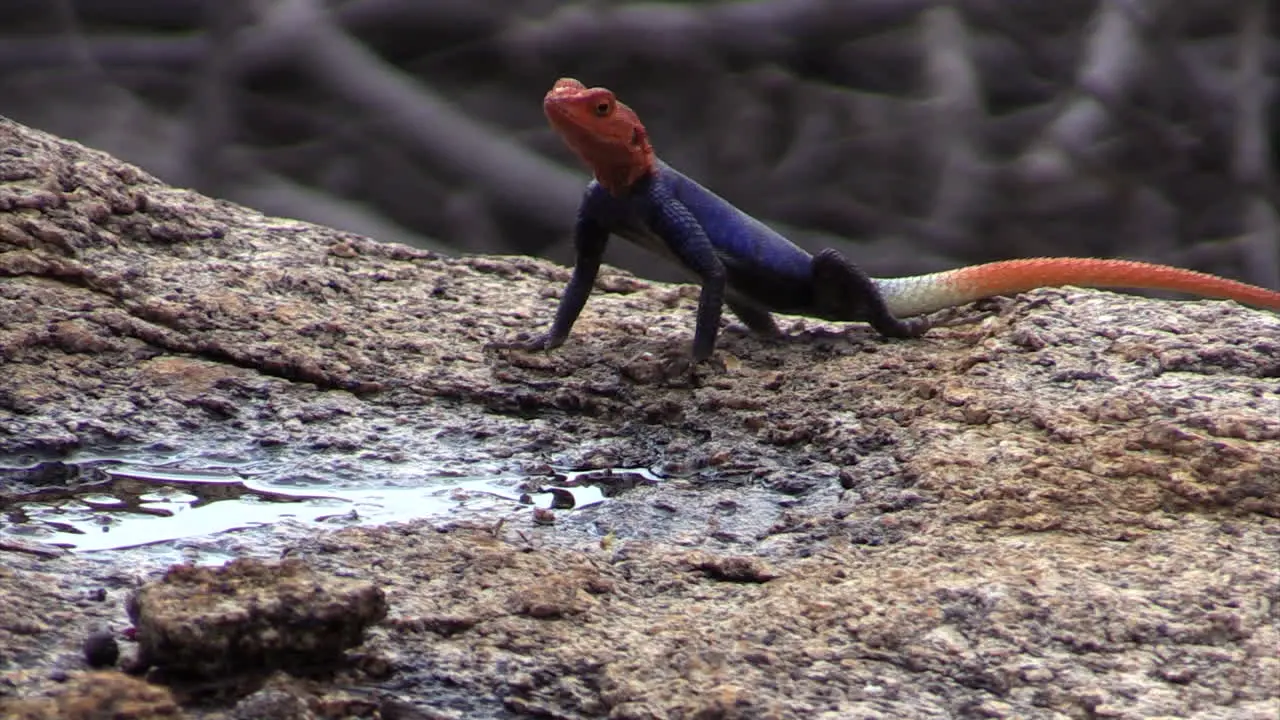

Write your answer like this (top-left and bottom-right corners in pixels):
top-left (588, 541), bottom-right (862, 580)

top-left (501, 77), bottom-right (1280, 364)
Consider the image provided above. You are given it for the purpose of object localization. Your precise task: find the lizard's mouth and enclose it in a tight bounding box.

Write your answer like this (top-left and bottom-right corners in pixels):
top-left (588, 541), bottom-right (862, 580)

top-left (542, 96), bottom-right (583, 131)
top-left (542, 100), bottom-right (570, 122)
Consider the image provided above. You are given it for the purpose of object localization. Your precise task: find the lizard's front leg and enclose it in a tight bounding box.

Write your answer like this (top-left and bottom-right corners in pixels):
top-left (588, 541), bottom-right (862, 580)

top-left (647, 184), bottom-right (728, 363)
top-left (491, 206), bottom-right (609, 352)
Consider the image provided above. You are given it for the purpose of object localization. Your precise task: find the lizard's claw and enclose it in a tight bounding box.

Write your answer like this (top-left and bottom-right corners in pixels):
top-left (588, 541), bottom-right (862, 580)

top-left (873, 315), bottom-right (932, 339)
top-left (660, 354), bottom-right (696, 382)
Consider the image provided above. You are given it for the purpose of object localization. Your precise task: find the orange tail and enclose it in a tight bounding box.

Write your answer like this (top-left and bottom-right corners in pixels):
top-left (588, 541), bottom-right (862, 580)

top-left (874, 258), bottom-right (1280, 317)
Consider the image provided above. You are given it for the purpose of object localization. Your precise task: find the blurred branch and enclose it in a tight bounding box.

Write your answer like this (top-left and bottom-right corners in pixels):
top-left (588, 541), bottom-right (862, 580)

top-left (174, 1), bottom-right (251, 194)
top-left (235, 0), bottom-right (582, 229)
top-left (920, 5), bottom-right (988, 249)
top-left (0, 35), bottom-right (204, 71)
top-left (1015, 0), bottom-right (1172, 185)
top-left (3, 0), bottom-right (204, 27)
top-left (13, 81), bottom-right (450, 252)
top-left (48, 0), bottom-right (101, 74)
top-left (233, 177), bottom-right (448, 253)
top-left (0, 1), bottom-right (502, 76)
top-left (1232, 0), bottom-right (1280, 289)
top-left (502, 0), bottom-right (934, 62)
top-left (326, 0), bottom-right (499, 34)
top-left (1231, 0), bottom-right (1274, 192)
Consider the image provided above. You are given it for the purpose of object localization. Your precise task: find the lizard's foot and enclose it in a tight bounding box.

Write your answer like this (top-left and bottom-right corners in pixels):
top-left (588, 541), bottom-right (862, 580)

top-left (617, 345), bottom-right (708, 386)
top-left (664, 339), bottom-right (715, 384)
top-left (662, 352), bottom-right (725, 387)
top-left (727, 301), bottom-right (782, 338)
top-left (486, 332), bottom-right (565, 353)
top-left (871, 314), bottom-right (932, 339)
top-left (661, 354), bottom-right (696, 382)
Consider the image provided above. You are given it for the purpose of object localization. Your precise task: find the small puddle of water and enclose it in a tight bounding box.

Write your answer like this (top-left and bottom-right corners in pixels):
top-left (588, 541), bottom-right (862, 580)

top-left (0, 455), bottom-right (657, 553)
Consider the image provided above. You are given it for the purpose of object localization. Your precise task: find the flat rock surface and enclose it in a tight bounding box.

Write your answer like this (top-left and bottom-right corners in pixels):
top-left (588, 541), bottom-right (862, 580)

top-left (1, 117), bottom-right (1278, 719)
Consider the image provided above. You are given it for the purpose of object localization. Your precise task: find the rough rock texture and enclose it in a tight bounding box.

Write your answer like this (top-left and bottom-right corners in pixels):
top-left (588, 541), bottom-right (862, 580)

top-left (1, 117), bottom-right (1278, 719)
top-left (128, 558), bottom-right (387, 679)
top-left (301, 522), bottom-right (1280, 720)
top-left (0, 671), bottom-right (183, 719)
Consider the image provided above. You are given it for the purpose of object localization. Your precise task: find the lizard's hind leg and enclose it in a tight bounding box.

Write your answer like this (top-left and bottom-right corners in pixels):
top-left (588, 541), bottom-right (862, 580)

top-left (811, 248), bottom-right (931, 339)
top-left (727, 300), bottom-right (783, 337)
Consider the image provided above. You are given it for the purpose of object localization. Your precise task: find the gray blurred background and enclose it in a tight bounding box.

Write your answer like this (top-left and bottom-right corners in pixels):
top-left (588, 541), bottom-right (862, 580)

top-left (2, 0), bottom-right (1276, 289)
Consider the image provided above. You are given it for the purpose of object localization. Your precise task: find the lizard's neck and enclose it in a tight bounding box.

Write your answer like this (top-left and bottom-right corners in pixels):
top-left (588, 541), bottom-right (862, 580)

top-left (560, 120), bottom-right (655, 196)
top-left (593, 156), bottom-right (654, 196)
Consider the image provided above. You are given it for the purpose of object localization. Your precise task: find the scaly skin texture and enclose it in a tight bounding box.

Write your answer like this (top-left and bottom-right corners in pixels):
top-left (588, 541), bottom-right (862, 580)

top-left (511, 77), bottom-right (1280, 363)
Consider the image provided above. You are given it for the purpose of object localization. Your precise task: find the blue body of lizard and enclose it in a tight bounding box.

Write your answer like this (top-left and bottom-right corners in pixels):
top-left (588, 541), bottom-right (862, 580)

top-left (533, 160), bottom-right (926, 362)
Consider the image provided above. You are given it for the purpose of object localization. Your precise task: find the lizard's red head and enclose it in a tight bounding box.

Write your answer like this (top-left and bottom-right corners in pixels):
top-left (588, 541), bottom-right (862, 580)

top-left (544, 78), bottom-right (655, 196)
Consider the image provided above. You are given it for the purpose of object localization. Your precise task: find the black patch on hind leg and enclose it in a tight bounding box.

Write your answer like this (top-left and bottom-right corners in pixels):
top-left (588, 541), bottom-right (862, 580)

top-left (811, 249), bottom-right (931, 338)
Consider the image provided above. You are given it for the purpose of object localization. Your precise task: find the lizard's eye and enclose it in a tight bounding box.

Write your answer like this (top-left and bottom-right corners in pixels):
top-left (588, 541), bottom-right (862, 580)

top-left (594, 101), bottom-right (611, 117)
